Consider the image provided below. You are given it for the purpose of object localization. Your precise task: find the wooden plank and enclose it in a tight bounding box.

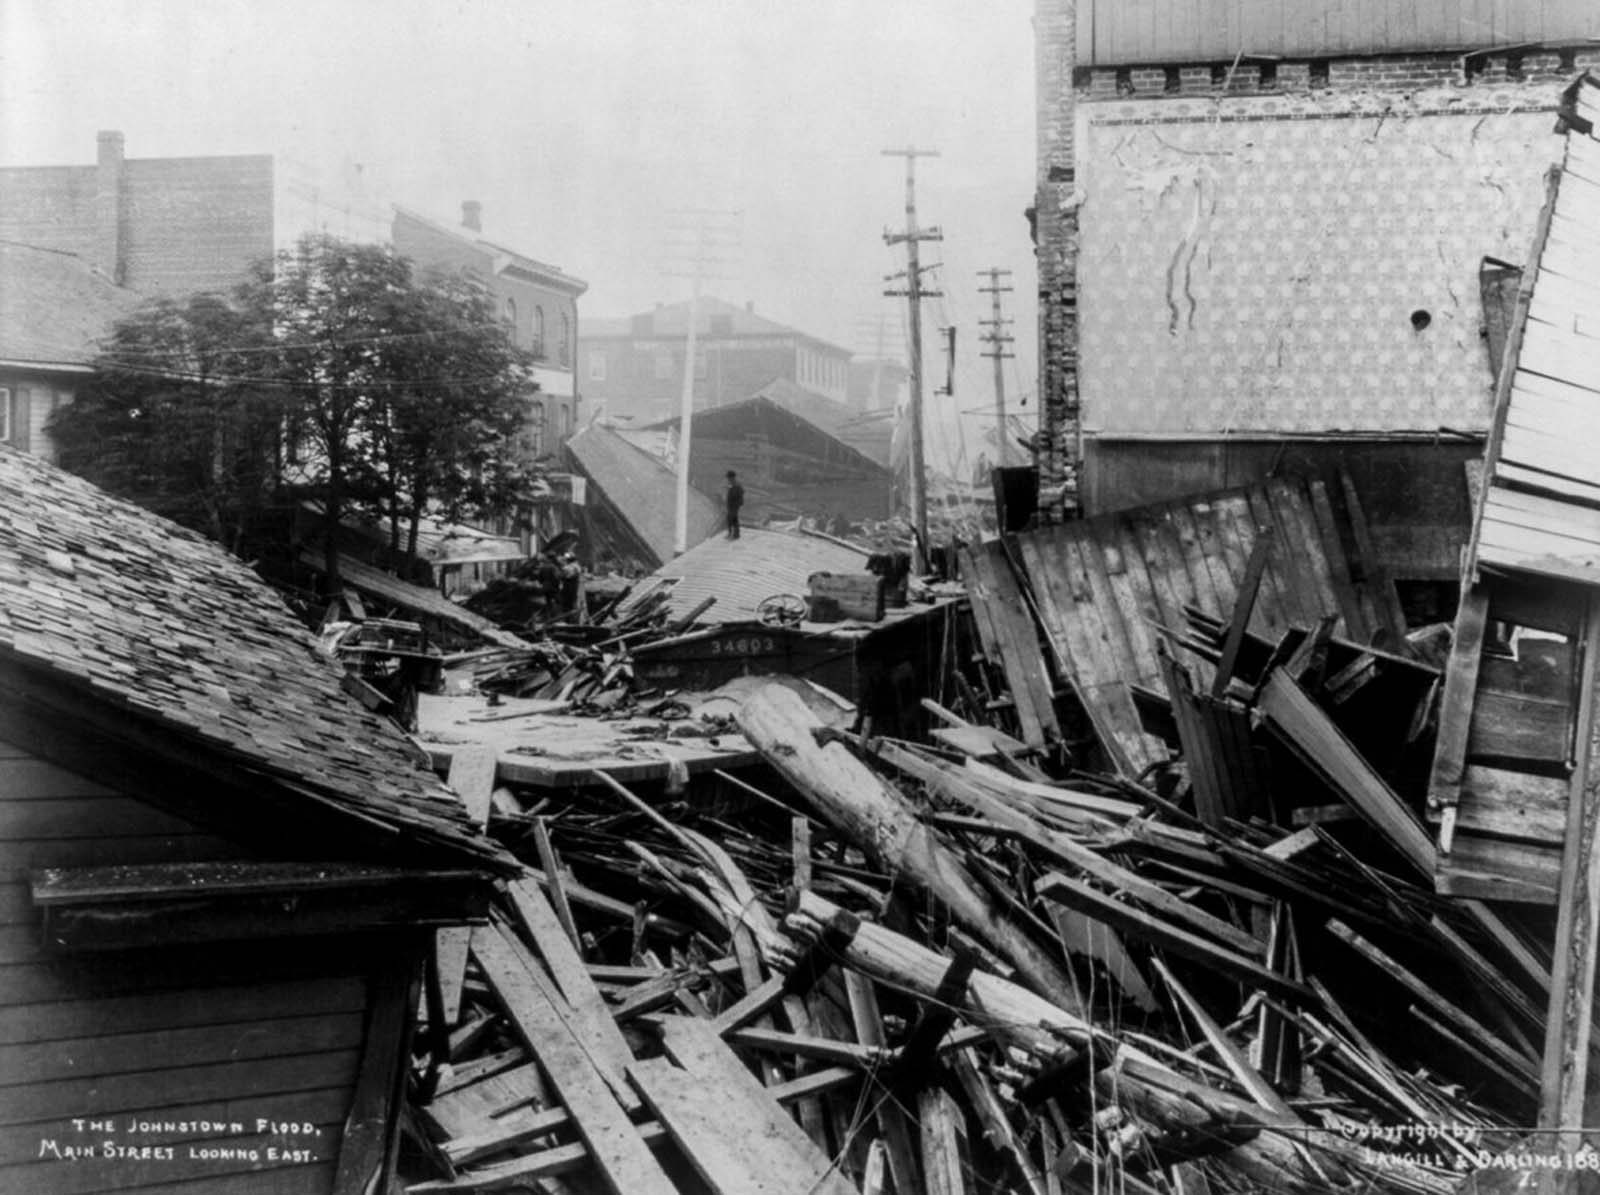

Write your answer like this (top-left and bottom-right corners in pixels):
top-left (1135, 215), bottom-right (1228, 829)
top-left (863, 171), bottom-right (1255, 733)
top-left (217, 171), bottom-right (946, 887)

top-left (333, 946), bottom-right (418, 1195)
top-left (1468, 690), bottom-right (1572, 767)
top-left (1212, 527), bottom-right (1273, 699)
top-left (1256, 670), bottom-right (1435, 878)
top-left (961, 541), bottom-right (1058, 749)
top-left (0, 1010), bottom-right (364, 1090)
top-left (1036, 873), bottom-right (1304, 1002)
top-left (1016, 530), bottom-right (1136, 773)
top-left (1539, 591), bottom-right (1600, 1164)
top-left (0, 757), bottom-right (118, 800)
top-left (504, 879), bottom-right (637, 1102)
top-left (1454, 766), bottom-right (1569, 844)
top-left (1246, 485), bottom-right (1312, 628)
top-left (0, 974), bottom-right (366, 1048)
top-left (918, 1086), bottom-right (971, 1195)
top-left (0, 1048), bottom-right (361, 1127)
top-left (1089, 518), bottom-right (1165, 691)
top-left (470, 925), bottom-right (675, 1195)
top-left (1269, 477), bottom-right (1344, 633)
top-left (423, 1061), bottom-right (547, 1139)
top-left (631, 1057), bottom-right (819, 1195)
top-left (1125, 508), bottom-right (1194, 634)
top-left (1166, 501), bottom-right (1229, 623)
top-left (842, 970), bottom-right (921, 1193)
top-left (1437, 835), bottom-right (1560, 904)
top-left (432, 747), bottom-right (498, 1027)
top-left (655, 1015), bottom-right (857, 1195)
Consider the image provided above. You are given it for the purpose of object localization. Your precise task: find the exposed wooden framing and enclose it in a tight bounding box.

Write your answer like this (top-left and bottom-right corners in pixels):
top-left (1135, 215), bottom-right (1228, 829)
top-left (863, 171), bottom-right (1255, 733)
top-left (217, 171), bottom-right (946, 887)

top-left (1538, 590), bottom-right (1600, 1186)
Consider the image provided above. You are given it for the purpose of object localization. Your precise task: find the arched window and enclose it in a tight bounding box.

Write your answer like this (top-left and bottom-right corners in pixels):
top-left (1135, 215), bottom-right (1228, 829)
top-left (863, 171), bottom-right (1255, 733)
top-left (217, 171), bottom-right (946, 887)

top-left (529, 400), bottom-right (546, 457)
top-left (559, 313), bottom-right (571, 366)
top-left (504, 297), bottom-right (517, 328)
top-left (533, 306), bottom-right (546, 359)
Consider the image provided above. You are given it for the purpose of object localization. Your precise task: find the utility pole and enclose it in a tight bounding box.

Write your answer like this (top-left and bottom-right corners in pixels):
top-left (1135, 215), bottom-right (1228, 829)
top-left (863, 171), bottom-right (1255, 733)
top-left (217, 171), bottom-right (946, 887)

top-left (882, 147), bottom-right (941, 570)
top-left (661, 209), bottom-right (741, 555)
top-left (978, 268), bottom-right (1017, 467)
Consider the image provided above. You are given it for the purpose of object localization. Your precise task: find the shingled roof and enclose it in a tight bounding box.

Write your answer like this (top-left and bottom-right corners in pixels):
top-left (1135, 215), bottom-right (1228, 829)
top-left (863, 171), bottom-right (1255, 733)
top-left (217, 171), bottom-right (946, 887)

top-left (0, 446), bottom-right (512, 871)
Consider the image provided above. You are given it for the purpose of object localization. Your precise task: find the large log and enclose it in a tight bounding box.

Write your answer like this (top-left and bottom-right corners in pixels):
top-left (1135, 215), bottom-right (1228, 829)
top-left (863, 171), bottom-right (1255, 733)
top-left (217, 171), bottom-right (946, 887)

top-left (737, 682), bottom-right (1078, 1003)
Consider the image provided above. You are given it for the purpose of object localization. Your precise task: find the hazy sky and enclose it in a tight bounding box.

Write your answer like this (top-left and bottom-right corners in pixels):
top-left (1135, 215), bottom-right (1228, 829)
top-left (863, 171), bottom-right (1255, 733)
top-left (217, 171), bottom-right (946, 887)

top-left (2, 0), bottom-right (1040, 471)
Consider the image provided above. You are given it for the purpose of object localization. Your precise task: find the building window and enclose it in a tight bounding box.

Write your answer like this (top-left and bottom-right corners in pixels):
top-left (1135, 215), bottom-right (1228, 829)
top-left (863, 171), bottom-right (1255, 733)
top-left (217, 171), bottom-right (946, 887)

top-left (559, 313), bottom-right (571, 367)
top-left (694, 348), bottom-right (707, 380)
top-left (654, 351), bottom-right (673, 381)
top-left (533, 306), bottom-right (546, 359)
top-left (504, 297), bottom-right (517, 326)
top-left (529, 400), bottom-right (546, 457)
top-left (0, 388), bottom-right (10, 442)
top-left (589, 349), bottom-right (607, 381)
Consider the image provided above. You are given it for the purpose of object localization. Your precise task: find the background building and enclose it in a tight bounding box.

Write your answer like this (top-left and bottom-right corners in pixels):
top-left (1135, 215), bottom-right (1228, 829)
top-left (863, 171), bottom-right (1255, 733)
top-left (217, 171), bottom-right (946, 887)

top-left (582, 297), bottom-right (852, 425)
top-left (1035, 0), bottom-right (1600, 593)
top-left (393, 203), bottom-right (588, 457)
top-left (0, 130), bottom-right (273, 297)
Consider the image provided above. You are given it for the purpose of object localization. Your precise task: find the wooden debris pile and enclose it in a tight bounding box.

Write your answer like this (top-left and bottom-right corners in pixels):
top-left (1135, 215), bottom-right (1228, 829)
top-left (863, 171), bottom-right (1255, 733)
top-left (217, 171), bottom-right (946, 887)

top-left (398, 650), bottom-right (1555, 1193)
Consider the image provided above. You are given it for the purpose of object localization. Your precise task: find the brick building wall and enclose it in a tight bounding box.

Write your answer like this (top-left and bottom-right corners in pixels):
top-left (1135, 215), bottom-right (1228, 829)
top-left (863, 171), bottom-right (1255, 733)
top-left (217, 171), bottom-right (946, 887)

top-left (0, 133), bottom-right (272, 297)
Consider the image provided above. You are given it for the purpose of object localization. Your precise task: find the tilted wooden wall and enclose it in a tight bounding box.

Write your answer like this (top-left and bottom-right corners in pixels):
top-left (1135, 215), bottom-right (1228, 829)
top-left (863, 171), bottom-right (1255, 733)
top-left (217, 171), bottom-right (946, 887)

top-left (0, 735), bottom-right (370, 1195)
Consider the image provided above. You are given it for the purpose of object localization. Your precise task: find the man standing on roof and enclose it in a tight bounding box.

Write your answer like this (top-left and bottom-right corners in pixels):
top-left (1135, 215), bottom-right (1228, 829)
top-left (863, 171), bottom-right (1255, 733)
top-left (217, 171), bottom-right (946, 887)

top-left (724, 470), bottom-right (744, 540)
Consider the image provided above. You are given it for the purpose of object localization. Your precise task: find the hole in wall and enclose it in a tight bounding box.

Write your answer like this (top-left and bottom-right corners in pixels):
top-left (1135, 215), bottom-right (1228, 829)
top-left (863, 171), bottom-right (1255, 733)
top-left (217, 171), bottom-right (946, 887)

top-left (1410, 309), bottom-right (1433, 332)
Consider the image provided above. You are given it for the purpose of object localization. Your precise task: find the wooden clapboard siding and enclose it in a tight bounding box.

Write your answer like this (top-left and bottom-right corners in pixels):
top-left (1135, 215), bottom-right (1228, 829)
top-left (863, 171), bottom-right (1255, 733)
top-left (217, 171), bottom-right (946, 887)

top-left (1075, 0), bottom-right (1600, 65)
top-left (0, 735), bottom-right (388, 1195)
top-left (1014, 477), bottom-right (1401, 776)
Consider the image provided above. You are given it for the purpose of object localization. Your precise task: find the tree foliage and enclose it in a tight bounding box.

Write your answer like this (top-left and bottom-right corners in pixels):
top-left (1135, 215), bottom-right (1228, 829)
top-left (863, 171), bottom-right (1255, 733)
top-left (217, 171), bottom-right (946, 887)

top-left (52, 234), bottom-right (541, 580)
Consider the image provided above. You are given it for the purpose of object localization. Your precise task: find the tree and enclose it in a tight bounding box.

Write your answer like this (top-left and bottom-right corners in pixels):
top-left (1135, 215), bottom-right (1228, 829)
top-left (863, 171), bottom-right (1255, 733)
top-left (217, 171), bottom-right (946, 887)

top-left (51, 292), bottom-right (286, 556)
top-left (54, 234), bottom-right (542, 585)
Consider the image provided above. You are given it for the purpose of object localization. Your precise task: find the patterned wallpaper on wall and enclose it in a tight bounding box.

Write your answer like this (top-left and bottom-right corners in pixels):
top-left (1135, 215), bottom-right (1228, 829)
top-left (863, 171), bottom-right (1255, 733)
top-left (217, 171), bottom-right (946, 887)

top-left (1078, 90), bottom-right (1562, 435)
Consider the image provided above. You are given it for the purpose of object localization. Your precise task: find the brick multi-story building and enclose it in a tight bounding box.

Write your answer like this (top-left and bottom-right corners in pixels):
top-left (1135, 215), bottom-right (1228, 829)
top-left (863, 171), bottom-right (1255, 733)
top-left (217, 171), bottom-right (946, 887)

top-left (1035, 0), bottom-right (1600, 593)
top-left (392, 204), bottom-right (587, 456)
top-left (0, 131), bottom-right (274, 297)
top-left (582, 297), bottom-right (852, 425)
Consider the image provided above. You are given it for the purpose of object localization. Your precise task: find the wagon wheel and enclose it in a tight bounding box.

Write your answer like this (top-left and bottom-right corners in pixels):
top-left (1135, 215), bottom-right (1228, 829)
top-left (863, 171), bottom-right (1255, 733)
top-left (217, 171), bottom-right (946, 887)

top-left (757, 593), bottom-right (807, 627)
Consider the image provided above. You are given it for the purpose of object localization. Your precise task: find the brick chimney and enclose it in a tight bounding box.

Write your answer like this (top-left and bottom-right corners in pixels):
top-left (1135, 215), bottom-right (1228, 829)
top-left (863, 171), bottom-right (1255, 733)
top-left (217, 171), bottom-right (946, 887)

top-left (461, 200), bottom-right (482, 232)
top-left (95, 131), bottom-right (126, 283)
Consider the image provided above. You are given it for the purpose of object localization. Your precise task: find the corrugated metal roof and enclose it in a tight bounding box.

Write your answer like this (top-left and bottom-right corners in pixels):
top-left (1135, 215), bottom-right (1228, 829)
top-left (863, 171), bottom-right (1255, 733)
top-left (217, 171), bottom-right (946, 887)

top-left (614, 528), bottom-right (868, 624)
top-left (1472, 77), bottom-right (1600, 584)
top-left (565, 422), bottom-right (721, 564)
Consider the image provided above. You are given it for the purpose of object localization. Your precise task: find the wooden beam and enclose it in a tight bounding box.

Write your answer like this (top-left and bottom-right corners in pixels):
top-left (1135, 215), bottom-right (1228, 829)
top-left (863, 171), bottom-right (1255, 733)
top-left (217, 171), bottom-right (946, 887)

top-left (1212, 526), bottom-right (1273, 699)
top-left (470, 924), bottom-right (675, 1195)
top-left (334, 938), bottom-right (424, 1195)
top-left (918, 1086), bottom-right (972, 1195)
top-left (435, 747), bottom-right (498, 1025)
top-left (1538, 590), bottom-right (1600, 1188)
top-left (1255, 670), bottom-right (1436, 878)
top-left (654, 1015), bottom-right (859, 1195)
